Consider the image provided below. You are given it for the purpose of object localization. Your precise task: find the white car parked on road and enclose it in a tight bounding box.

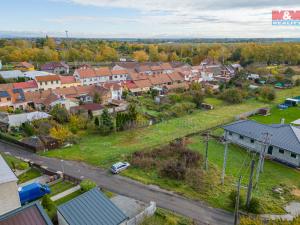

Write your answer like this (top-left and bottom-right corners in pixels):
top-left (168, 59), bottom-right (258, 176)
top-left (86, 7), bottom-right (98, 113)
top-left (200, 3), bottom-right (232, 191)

top-left (111, 162), bottom-right (130, 174)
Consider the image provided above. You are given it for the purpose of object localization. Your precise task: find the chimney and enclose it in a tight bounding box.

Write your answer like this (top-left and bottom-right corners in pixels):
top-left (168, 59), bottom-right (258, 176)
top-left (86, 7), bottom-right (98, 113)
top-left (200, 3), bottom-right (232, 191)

top-left (281, 118), bottom-right (285, 124)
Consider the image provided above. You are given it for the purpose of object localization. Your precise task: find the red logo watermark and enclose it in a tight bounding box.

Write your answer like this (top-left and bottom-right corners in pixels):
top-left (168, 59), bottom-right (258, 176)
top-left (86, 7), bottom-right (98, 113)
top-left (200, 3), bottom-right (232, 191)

top-left (272, 10), bottom-right (300, 25)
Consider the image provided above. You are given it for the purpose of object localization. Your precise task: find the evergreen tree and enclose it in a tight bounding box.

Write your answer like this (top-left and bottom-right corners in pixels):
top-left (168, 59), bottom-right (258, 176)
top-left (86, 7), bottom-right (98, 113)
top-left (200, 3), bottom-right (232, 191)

top-left (99, 109), bottom-right (114, 135)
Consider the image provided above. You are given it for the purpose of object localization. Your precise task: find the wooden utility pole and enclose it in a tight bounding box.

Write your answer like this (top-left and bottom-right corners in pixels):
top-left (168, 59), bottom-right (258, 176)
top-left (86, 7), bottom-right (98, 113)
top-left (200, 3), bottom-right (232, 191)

top-left (246, 159), bottom-right (255, 207)
top-left (234, 176), bottom-right (242, 225)
top-left (221, 132), bottom-right (228, 185)
top-left (204, 132), bottom-right (209, 171)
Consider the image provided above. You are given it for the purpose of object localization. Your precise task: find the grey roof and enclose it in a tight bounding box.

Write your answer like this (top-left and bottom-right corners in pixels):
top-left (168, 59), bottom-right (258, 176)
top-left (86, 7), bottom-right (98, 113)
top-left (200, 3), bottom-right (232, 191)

top-left (0, 91), bottom-right (10, 98)
top-left (0, 70), bottom-right (24, 79)
top-left (223, 120), bottom-right (300, 154)
top-left (58, 188), bottom-right (128, 225)
top-left (0, 111), bottom-right (51, 127)
top-left (0, 155), bottom-right (18, 184)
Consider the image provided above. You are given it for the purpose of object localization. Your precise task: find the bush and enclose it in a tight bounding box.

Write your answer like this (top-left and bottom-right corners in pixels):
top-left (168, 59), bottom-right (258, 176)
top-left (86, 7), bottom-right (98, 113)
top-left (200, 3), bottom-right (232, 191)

top-left (259, 86), bottom-right (276, 102)
top-left (50, 104), bottom-right (69, 123)
top-left (228, 190), bottom-right (244, 208)
top-left (245, 197), bottom-right (261, 214)
top-left (160, 160), bottom-right (186, 180)
top-left (41, 195), bottom-right (56, 220)
top-left (181, 150), bottom-right (201, 168)
top-left (185, 168), bottom-right (204, 191)
top-left (221, 88), bottom-right (244, 104)
top-left (80, 179), bottom-right (97, 192)
top-left (50, 125), bottom-right (72, 144)
top-left (21, 122), bottom-right (35, 136)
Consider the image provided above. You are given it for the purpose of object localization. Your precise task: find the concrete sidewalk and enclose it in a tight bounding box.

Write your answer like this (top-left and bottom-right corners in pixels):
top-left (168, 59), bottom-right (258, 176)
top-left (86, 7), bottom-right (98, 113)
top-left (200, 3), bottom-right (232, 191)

top-left (50, 185), bottom-right (81, 201)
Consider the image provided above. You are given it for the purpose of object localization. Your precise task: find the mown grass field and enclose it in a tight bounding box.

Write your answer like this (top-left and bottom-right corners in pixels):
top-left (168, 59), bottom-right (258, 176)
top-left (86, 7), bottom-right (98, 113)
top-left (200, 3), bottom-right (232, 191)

top-left (17, 168), bottom-right (42, 184)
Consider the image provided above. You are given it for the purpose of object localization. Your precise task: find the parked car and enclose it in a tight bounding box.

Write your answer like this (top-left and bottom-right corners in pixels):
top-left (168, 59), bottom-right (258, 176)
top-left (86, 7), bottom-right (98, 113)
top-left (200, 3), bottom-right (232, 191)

top-left (18, 182), bottom-right (51, 205)
top-left (110, 162), bottom-right (130, 174)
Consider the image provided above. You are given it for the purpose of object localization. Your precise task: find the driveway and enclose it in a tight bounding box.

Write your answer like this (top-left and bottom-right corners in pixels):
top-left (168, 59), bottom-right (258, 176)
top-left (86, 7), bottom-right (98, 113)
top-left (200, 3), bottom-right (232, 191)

top-left (0, 141), bottom-right (234, 225)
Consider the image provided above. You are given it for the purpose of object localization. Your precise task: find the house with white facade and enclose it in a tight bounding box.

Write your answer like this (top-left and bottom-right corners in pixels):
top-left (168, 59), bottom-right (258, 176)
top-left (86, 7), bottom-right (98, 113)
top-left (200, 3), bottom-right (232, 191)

top-left (0, 155), bottom-right (21, 215)
top-left (224, 120), bottom-right (300, 167)
top-left (73, 67), bottom-right (111, 85)
top-left (35, 75), bottom-right (61, 91)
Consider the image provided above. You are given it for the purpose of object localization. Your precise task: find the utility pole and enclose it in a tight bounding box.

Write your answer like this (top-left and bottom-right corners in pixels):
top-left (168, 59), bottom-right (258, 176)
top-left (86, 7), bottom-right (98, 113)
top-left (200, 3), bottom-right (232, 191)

top-left (246, 159), bottom-right (255, 207)
top-left (234, 176), bottom-right (242, 225)
top-left (221, 131), bottom-right (229, 185)
top-left (255, 132), bottom-right (271, 186)
top-left (204, 131), bottom-right (209, 171)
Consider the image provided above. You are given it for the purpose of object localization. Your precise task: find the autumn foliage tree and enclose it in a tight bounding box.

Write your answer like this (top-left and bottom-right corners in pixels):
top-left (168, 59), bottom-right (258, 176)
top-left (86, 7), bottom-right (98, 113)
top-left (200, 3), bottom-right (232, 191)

top-left (132, 50), bottom-right (149, 62)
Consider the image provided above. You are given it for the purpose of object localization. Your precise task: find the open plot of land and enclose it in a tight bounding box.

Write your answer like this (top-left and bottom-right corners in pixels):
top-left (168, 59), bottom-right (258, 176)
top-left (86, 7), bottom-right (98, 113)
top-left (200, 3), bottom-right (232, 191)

top-left (44, 100), bottom-right (266, 167)
top-left (49, 180), bottom-right (75, 197)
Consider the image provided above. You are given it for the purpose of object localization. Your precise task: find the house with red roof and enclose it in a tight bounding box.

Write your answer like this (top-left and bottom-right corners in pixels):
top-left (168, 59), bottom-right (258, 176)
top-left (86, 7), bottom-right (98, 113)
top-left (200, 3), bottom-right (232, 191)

top-left (59, 76), bottom-right (80, 88)
top-left (13, 80), bottom-right (38, 92)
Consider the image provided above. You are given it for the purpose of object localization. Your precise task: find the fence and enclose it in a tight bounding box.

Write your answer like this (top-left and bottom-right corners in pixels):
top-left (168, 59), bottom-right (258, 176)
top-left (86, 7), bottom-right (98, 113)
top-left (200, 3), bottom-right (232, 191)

top-left (0, 132), bottom-right (36, 152)
top-left (125, 201), bottom-right (156, 225)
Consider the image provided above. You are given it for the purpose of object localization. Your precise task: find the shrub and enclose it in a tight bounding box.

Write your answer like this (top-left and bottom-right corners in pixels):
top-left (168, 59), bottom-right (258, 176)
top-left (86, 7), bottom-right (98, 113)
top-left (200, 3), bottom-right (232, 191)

top-left (80, 179), bottom-right (97, 192)
top-left (50, 125), bottom-right (72, 144)
top-left (228, 190), bottom-right (245, 208)
top-left (245, 197), bottom-right (261, 214)
top-left (41, 195), bottom-right (56, 220)
top-left (98, 109), bottom-right (114, 135)
top-left (181, 150), bottom-right (201, 168)
top-left (21, 122), bottom-right (35, 136)
top-left (259, 86), bottom-right (276, 102)
top-left (160, 160), bottom-right (186, 180)
top-left (69, 115), bottom-right (87, 133)
top-left (50, 104), bottom-right (69, 123)
top-left (221, 88), bottom-right (244, 104)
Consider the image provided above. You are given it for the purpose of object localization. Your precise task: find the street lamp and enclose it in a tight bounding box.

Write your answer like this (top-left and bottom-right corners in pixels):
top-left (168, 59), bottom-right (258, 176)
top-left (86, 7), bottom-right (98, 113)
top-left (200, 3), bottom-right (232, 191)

top-left (61, 160), bottom-right (65, 174)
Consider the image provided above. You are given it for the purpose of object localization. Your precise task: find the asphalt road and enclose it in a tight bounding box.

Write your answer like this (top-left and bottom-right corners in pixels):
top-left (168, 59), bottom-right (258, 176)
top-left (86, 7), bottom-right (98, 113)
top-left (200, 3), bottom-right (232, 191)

top-left (0, 141), bottom-right (234, 225)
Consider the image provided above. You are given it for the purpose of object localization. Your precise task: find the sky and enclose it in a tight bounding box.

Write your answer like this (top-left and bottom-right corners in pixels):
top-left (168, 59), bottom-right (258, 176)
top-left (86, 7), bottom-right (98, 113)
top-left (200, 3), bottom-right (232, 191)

top-left (0, 0), bottom-right (300, 38)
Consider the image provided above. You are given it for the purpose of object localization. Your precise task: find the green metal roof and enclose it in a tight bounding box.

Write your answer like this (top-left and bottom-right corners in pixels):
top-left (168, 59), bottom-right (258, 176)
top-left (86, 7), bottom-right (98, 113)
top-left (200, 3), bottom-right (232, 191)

top-left (57, 188), bottom-right (128, 225)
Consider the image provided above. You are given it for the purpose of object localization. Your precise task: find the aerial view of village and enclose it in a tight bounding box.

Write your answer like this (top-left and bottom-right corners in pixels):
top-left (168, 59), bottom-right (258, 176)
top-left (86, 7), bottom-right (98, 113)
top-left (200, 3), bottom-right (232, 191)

top-left (0, 1), bottom-right (300, 225)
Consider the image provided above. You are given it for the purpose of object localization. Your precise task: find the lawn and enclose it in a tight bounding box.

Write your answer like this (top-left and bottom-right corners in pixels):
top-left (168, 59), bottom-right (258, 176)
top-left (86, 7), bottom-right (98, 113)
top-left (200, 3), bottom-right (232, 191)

top-left (44, 100), bottom-right (266, 167)
top-left (1, 153), bottom-right (29, 170)
top-left (17, 168), bottom-right (42, 184)
top-left (54, 190), bottom-right (82, 206)
top-left (49, 180), bottom-right (75, 197)
top-left (251, 106), bottom-right (300, 124)
top-left (141, 208), bottom-right (194, 225)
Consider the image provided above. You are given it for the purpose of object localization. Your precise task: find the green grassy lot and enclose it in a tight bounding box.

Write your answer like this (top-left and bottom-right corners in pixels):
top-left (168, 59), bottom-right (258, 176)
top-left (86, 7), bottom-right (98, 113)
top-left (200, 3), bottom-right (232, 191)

top-left (1, 153), bottom-right (29, 170)
top-left (187, 136), bottom-right (300, 213)
top-left (141, 208), bottom-right (194, 225)
top-left (251, 106), bottom-right (300, 124)
top-left (49, 181), bottom-right (75, 197)
top-left (54, 190), bottom-right (82, 206)
top-left (17, 168), bottom-right (42, 184)
top-left (44, 100), bottom-right (266, 167)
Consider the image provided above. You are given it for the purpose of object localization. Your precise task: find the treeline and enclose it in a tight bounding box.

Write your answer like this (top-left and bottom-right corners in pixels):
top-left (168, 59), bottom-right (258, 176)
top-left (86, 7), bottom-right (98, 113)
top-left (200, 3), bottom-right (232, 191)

top-left (1, 37), bottom-right (300, 66)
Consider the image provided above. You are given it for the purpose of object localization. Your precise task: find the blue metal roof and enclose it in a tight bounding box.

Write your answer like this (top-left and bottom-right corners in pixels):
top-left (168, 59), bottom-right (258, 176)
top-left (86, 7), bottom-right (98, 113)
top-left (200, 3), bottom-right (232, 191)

top-left (58, 188), bottom-right (128, 225)
top-left (223, 120), bottom-right (300, 154)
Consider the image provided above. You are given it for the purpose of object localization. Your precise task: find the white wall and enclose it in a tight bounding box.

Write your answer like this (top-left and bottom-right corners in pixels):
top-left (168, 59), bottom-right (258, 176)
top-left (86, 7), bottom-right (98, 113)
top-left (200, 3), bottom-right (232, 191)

top-left (0, 181), bottom-right (21, 215)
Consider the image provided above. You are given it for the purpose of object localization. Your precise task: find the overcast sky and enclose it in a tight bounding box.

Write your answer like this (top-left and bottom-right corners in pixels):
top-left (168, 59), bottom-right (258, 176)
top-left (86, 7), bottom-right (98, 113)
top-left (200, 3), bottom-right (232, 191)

top-left (1, 0), bottom-right (300, 38)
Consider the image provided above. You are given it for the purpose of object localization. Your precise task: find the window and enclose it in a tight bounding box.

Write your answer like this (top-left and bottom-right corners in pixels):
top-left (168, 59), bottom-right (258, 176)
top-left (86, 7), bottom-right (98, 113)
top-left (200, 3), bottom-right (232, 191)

top-left (45, 81), bottom-right (48, 85)
top-left (291, 153), bottom-right (297, 158)
top-left (56, 80), bottom-right (59, 84)
top-left (7, 97), bottom-right (11, 101)
top-left (268, 146), bottom-right (273, 155)
top-left (251, 139), bottom-right (255, 144)
top-left (51, 81), bottom-right (53, 84)
top-left (279, 149), bottom-right (284, 154)
top-left (239, 135), bottom-right (244, 140)
top-left (229, 132), bottom-right (233, 136)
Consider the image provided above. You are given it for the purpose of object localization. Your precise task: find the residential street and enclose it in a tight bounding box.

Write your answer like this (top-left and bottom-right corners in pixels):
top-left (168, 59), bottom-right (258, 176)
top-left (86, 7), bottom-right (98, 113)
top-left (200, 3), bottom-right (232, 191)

top-left (0, 141), bottom-right (234, 225)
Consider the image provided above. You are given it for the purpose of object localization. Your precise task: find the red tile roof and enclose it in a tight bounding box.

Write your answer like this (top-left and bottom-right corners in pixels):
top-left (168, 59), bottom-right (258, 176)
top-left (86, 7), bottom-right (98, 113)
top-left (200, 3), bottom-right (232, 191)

top-left (59, 76), bottom-right (77, 84)
top-left (13, 80), bottom-right (38, 89)
top-left (111, 69), bottom-right (128, 75)
top-left (133, 79), bottom-right (152, 89)
top-left (71, 103), bottom-right (104, 112)
top-left (35, 75), bottom-right (60, 82)
top-left (148, 74), bottom-right (172, 85)
top-left (167, 72), bottom-right (185, 82)
top-left (16, 62), bottom-right (34, 69)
